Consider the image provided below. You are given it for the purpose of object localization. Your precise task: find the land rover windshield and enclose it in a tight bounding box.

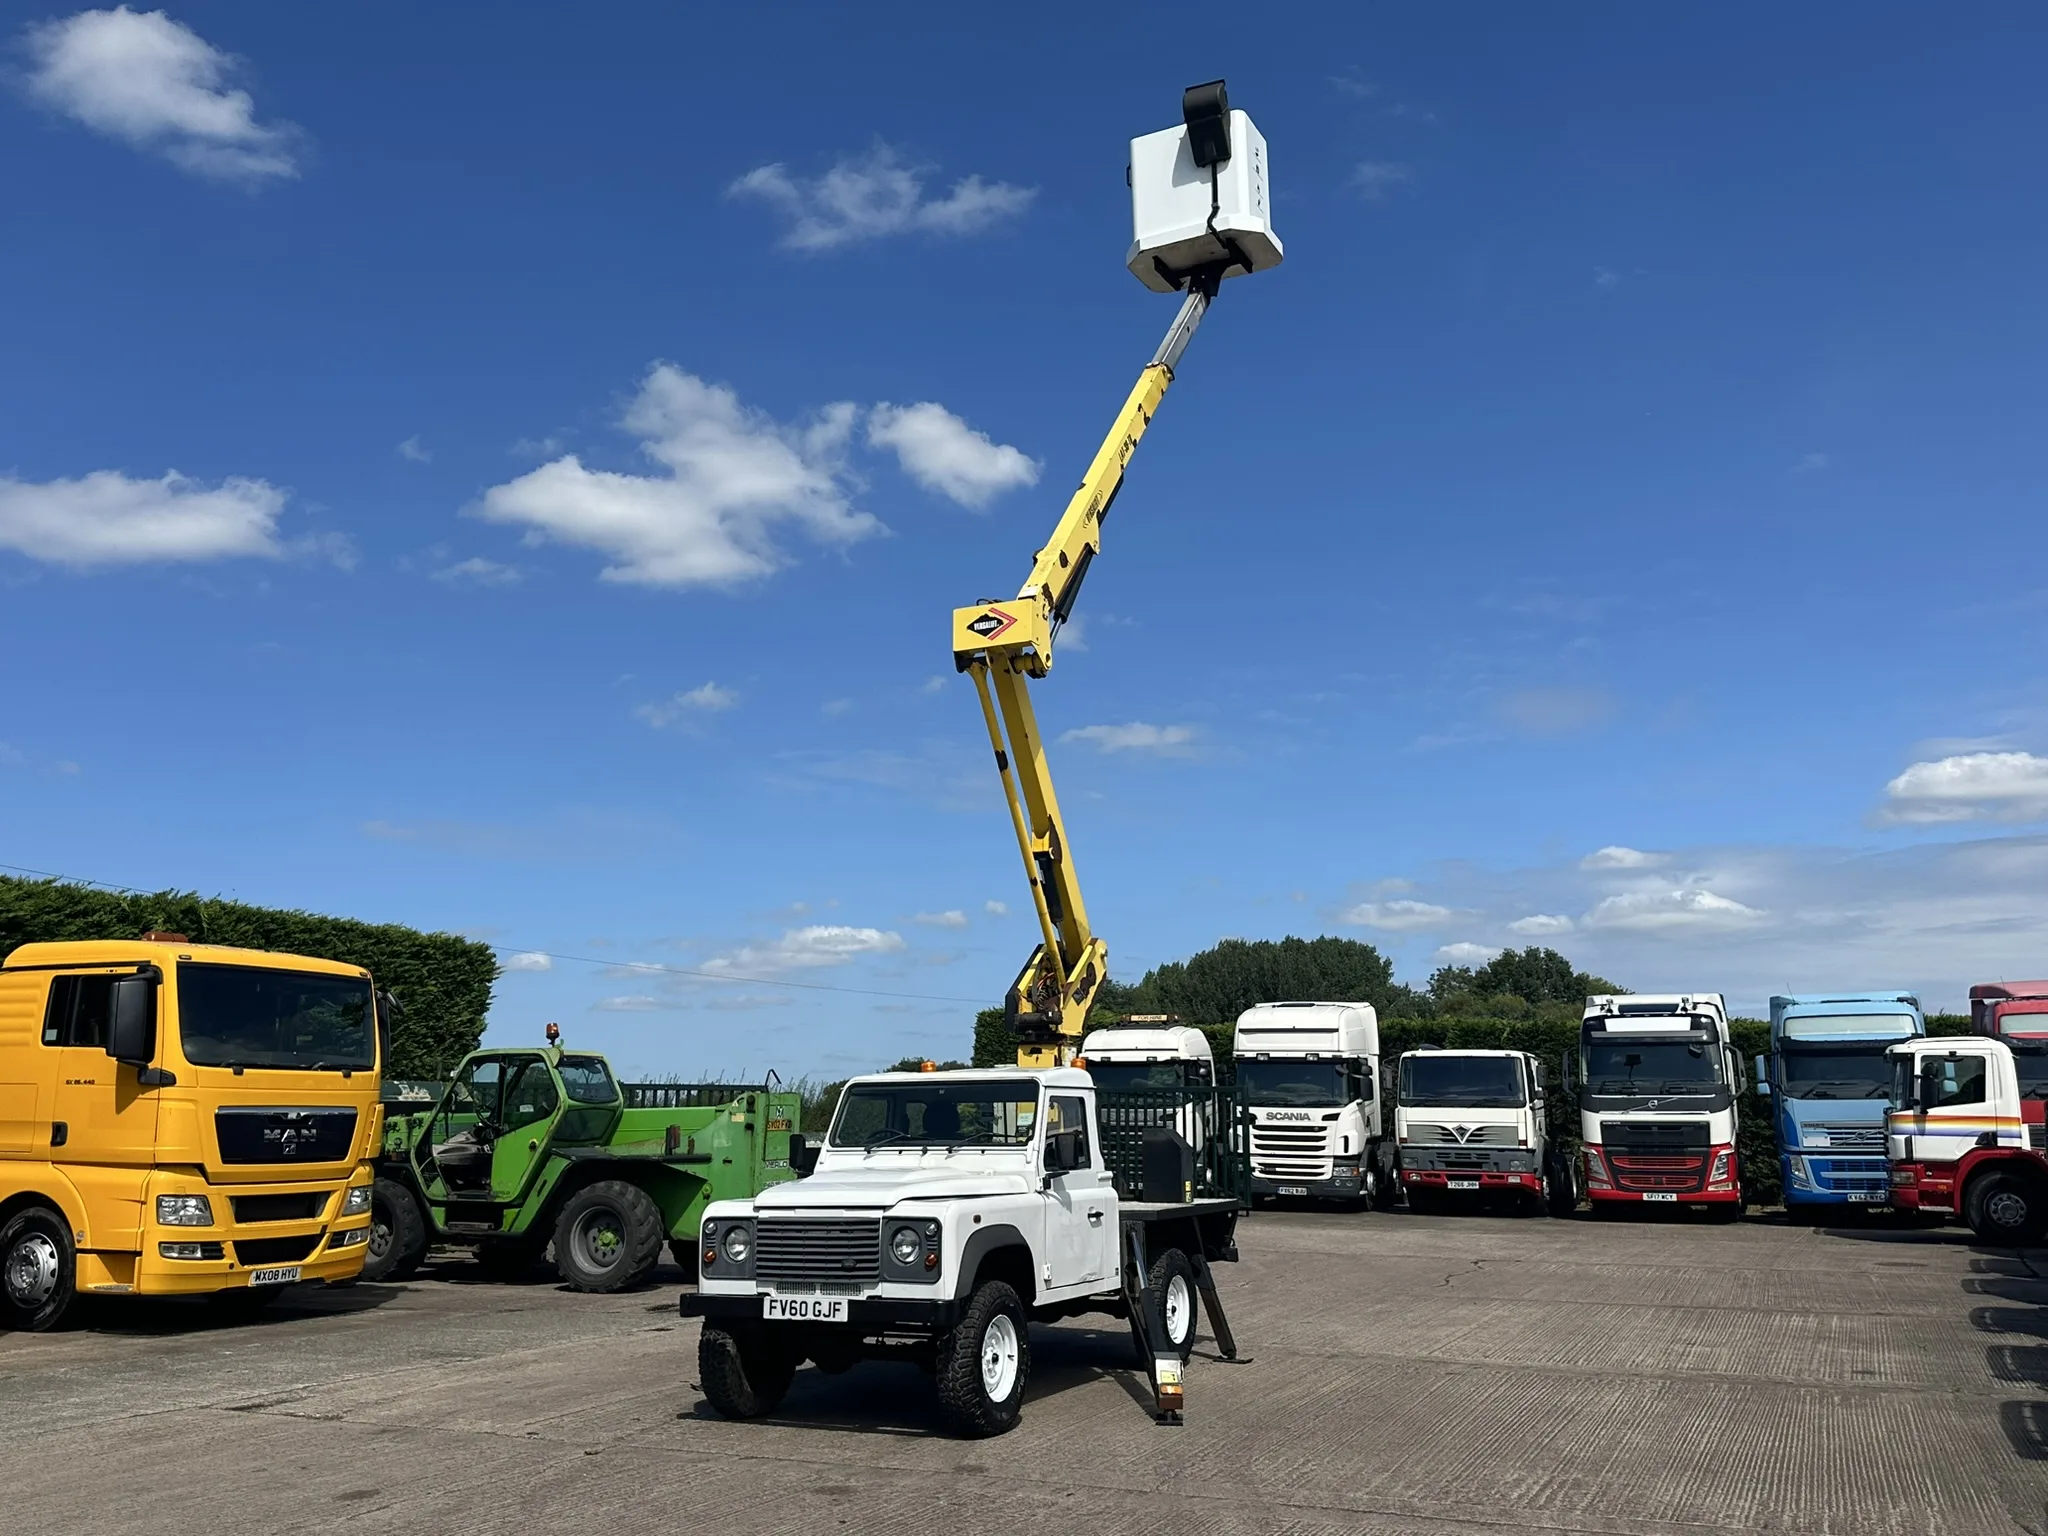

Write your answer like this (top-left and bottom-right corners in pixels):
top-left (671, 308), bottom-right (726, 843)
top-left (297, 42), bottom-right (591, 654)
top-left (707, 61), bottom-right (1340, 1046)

top-left (1400, 1055), bottom-right (1525, 1108)
top-left (829, 1079), bottom-right (1040, 1148)
top-left (178, 963), bottom-right (376, 1071)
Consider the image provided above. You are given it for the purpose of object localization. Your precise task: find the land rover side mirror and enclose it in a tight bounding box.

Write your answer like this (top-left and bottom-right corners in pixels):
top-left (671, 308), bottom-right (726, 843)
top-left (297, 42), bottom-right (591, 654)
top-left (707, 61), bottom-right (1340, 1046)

top-left (1044, 1129), bottom-right (1082, 1174)
top-left (1753, 1054), bottom-right (1771, 1096)
top-left (106, 972), bottom-right (158, 1065)
top-left (789, 1133), bottom-right (821, 1177)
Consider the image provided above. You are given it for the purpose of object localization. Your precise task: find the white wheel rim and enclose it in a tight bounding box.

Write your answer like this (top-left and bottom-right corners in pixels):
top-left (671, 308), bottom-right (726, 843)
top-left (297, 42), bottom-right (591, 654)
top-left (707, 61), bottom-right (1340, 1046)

top-left (979, 1312), bottom-right (1019, 1400)
top-left (1164, 1274), bottom-right (1192, 1343)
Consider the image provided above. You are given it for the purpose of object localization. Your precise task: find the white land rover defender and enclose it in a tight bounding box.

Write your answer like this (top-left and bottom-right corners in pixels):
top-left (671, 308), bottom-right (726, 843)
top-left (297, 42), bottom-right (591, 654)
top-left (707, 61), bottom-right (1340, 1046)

top-left (681, 1066), bottom-right (1243, 1437)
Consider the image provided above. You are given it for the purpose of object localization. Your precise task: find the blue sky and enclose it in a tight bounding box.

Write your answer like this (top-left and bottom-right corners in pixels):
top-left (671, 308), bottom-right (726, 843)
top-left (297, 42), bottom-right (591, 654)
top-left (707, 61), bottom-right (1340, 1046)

top-left (5, 5), bottom-right (2048, 1075)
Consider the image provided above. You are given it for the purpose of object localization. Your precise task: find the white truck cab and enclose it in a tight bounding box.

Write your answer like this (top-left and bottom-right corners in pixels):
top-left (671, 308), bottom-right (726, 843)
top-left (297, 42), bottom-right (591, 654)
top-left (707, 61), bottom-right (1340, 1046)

top-left (682, 1066), bottom-right (1243, 1437)
top-left (1395, 1047), bottom-right (1576, 1215)
top-left (1576, 993), bottom-right (1743, 1216)
top-left (1077, 1020), bottom-right (1215, 1091)
top-left (1233, 1001), bottom-right (1389, 1208)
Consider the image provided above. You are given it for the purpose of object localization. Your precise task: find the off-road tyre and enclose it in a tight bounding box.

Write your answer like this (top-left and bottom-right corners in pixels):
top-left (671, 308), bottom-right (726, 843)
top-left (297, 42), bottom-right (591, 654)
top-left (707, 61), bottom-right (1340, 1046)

top-left (1144, 1247), bottom-right (1199, 1362)
top-left (1966, 1170), bottom-right (2048, 1246)
top-left (0, 1205), bottom-right (76, 1332)
top-left (935, 1280), bottom-right (1030, 1437)
top-left (554, 1180), bottom-right (664, 1292)
top-left (698, 1323), bottom-right (796, 1418)
top-left (668, 1239), bottom-right (701, 1281)
top-left (363, 1177), bottom-right (428, 1283)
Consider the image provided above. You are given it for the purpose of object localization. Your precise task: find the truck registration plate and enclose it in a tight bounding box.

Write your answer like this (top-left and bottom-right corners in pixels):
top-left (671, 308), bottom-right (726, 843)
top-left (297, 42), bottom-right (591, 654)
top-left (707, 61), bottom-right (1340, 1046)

top-left (247, 1266), bottom-right (301, 1286)
top-left (763, 1295), bottom-right (848, 1322)
top-left (1641, 1192), bottom-right (1677, 1203)
top-left (1447, 1179), bottom-right (1479, 1190)
top-left (1277, 1186), bottom-right (1308, 1197)
top-left (1847, 1191), bottom-right (1886, 1203)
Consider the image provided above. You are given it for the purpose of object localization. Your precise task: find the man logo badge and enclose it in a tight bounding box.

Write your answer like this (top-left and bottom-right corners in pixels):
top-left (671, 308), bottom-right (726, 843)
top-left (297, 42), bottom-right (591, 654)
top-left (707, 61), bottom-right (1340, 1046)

top-left (262, 1112), bottom-right (318, 1158)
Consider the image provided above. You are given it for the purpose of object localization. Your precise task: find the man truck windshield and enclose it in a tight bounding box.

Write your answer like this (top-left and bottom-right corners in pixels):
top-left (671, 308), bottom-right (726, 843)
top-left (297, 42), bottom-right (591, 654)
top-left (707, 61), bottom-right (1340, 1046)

top-left (178, 963), bottom-right (376, 1071)
top-left (1400, 1055), bottom-right (1524, 1108)
top-left (830, 1079), bottom-right (1039, 1148)
top-left (1236, 1059), bottom-right (1354, 1108)
top-left (1777, 1048), bottom-right (1892, 1100)
top-left (1584, 1039), bottom-right (1723, 1095)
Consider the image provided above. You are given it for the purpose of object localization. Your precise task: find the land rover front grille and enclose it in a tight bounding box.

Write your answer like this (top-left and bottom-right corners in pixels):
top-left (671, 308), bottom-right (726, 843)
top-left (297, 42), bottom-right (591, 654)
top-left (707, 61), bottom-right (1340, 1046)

top-left (755, 1218), bottom-right (882, 1287)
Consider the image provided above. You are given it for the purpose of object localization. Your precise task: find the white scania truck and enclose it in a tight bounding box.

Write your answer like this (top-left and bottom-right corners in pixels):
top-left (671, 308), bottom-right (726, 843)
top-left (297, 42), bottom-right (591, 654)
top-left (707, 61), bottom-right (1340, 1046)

top-left (1233, 1001), bottom-right (1391, 1207)
top-left (1395, 1047), bottom-right (1577, 1215)
top-left (1574, 993), bottom-right (1744, 1218)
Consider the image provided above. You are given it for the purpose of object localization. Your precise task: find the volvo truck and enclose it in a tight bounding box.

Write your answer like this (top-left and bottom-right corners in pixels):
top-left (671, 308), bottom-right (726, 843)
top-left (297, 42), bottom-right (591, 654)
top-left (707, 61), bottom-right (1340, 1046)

top-left (1973, 981), bottom-right (2048, 1041)
top-left (1574, 993), bottom-right (1743, 1217)
top-left (1887, 1034), bottom-right (2048, 1242)
top-left (1233, 1001), bottom-right (1389, 1207)
top-left (1395, 1047), bottom-right (1577, 1215)
top-left (1756, 992), bottom-right (1923, 1215)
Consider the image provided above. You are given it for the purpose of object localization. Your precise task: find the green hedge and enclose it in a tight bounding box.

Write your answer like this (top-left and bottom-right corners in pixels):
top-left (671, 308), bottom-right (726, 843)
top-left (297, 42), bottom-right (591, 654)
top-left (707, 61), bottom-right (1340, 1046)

top-left (0, 875), bottom-right (496, 1079)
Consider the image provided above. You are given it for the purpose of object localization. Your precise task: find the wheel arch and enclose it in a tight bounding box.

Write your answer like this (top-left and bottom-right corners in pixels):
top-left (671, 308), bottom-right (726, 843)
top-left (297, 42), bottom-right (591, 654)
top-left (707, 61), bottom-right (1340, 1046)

top-left (0, 1172), bottom-right (90, 1250)
top-left (960, 1223), bottom-right (1034, 1305)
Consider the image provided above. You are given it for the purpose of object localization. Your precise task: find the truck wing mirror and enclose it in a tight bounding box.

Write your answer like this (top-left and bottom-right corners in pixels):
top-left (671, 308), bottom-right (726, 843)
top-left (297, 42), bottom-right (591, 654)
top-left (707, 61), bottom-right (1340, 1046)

top-left (1753, 1054), bottom-right (1771, 1096)
top-left (789, 1133), bottom-right (821, 1177)
top-left (106, 972), bottom-right (158, 1066)
top-left (376, 990), bottom-right (402, 1066)
top-left (1044, 1130), bottom-right (1081, 1174)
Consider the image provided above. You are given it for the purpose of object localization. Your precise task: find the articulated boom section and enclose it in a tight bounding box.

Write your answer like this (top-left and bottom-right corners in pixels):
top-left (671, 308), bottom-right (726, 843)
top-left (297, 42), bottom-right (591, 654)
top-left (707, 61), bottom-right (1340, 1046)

top-left (952, 275), bottom-right (1221, 1067)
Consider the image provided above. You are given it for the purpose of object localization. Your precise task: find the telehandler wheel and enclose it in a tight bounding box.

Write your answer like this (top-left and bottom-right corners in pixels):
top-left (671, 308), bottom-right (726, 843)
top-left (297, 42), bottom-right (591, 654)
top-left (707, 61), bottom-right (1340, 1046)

top-left (1143, 1247), bottom-right (1199, 1362)
top-left (363, 1178), bottom-right (428, 1283)
top-left (554, 1180), bottom-right (663, 1292)
top-left (1966, 1171), bottom-right (2048, 1246)
top-left (0, 1204), bottom-right (77, 1333)
top-left (698, 1323), bottom-right (796, 1419)
top-left (935, 1280), bottom-right (1030, 1438)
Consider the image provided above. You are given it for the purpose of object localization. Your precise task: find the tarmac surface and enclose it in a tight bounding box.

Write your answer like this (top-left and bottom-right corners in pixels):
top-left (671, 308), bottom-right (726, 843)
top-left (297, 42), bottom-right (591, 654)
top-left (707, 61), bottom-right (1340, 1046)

top-left (3, 1206), bottom-right (2045, 1536)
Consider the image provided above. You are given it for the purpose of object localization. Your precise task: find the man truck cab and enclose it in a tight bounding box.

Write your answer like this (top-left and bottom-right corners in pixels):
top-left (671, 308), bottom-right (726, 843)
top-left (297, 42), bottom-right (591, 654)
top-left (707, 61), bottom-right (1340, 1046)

top-left (1395, 1047), bottom-right (1576, 1216)
top-left (1756, 992), bottom-right (1923, 1215)
top-left (1887, 1034), bottom-right (2048, 1243)
top-left (1232, 1001), bottom-right (1389, 1208)
top-left (1575, 993), bottom-right (1743, 1217)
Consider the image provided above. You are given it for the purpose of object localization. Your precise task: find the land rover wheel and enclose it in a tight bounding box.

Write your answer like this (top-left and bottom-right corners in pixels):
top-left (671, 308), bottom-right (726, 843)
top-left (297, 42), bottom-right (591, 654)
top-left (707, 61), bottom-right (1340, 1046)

top-left (1145, 1248), bottom-right (1199, 1362)
top-left (554, 1181), bottom-right (663, 1292)
top-left (363, 1178), bottom-right (428, 1283)
top-left (1966, 1171), bottom-right (2048, 1246)
top-left (698, 1323), bottom-right (796, 1418)
top-left (936, 1280), bottom-right (1030, 1437)
top-left (0, 1206), bottom-right (76, 1333)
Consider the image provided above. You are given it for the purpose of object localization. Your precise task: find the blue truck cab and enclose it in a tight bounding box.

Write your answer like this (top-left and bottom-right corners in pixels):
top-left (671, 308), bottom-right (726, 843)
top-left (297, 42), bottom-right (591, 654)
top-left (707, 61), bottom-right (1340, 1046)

top-left (1756, 993), bottom-right (1925, 1213)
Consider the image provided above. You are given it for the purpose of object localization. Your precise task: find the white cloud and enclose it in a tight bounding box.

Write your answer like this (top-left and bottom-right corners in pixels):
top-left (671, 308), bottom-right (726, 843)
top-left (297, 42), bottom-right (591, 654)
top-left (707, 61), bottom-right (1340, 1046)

top-left (397, 436), bottom-right (431, 464)
top-left (1435, 942), bottom-right (1502, 965)
top-left (434, 556), bottom-right (520, 587)
top-left (984, 900), bottom-right (1008, 916)
top-left (1060, 722), bottom-right (1196, 755)
top-left (477, 363), bottom-right (880, 588)
top-left (1340, 899), bottom-right (1454, 932)
top-left (1509, 913), bottom-right (1576, 936)
top-left (867, 402), bottom-right (1038, 510)
top-left (1581, 845), bottom-right (1664, 871)
top-left (922, 676), bottom-right (948, 695)
top-left (1498, 687), bottom-right (1615, 737)
top-left (821, 697), bottom-right (854, 717)
top-left (1880, 752), bottom-right (2048, 826)
top-left (701, 993), bottom-right (793, 1012)
top-left (911, 910), bottom-right (969, 929)
top-left (704, 924), bottom-right (906, 975)
top-left (0, 469), bottom-right (284, 566)
top-left (638, 681), bottom-right (738, 727)
top-left (24, 6), bottom-right (301, 182)
top-left (1793, 452), bottom-right (1832, 473)
top-left (1582, 888), bottom-right (1765, 932)
top-left (1594, 266), bottom-right (1620, 290)
top-left (1351, 161), bottom-right (1410, 199)
top-left (500, 951), bottom-right (552, 973)
top-left (592, 994), bottom-right (666, 1012)
top-left (729, 143), bottom-right (1034, 252)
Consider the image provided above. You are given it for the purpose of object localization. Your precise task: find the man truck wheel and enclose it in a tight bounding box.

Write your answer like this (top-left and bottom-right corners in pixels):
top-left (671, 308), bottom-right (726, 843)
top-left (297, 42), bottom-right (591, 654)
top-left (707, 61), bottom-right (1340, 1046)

top-left (698, 1323), bottom-right (796, 1418)
top-left (363, 1178), bottom-right (428, 1283)
top-left (1966, 1171), bottom-right (2048, 1245)
top-left (1144, 1248), bottom-right (1199, 1362)
top-left (0, 1205), bottom-right (77, 1333)
top-left (935, 1280), bottom-right (1030, 1437)
top-left (554, 1180), bottom-right (664, 1292)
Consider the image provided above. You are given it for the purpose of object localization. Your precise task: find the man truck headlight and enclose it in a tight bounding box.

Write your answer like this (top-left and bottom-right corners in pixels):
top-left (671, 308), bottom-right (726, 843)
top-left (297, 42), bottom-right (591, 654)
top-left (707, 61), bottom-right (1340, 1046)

top-left (342, 1186), bottom-right (373, 1216)
top-left (331, 1226), bottom-right (370, 1248)
top-left (890, 1225), bottom-right (923, 1265)
top-left (721, 1224), bottom-right (751, 1265)
top-left (157, 1195), bottom-right (213, 1227)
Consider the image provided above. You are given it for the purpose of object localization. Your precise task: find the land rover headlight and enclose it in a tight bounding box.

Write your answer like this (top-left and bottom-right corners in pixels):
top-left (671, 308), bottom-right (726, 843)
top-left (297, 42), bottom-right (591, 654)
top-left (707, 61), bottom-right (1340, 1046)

top-left (156, 1195), bottom-right (213, 1227)
top-left (721, 1224), bottom-right (751, 1264)
top-left (342, 1186), bottom-right (373, 1216)
top-left (890, 1225), bottom-right (923, 1265)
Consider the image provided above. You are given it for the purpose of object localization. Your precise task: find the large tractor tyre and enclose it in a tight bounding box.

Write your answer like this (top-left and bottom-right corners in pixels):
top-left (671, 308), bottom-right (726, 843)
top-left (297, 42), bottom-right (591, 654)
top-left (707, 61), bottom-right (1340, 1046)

top-left (1965, 1171), bottom-right (2048, 1246)
top-left (363, 1178), bottom-right (429, 1284)
top-left (669, 1239), bottom-right (701, 1282)
top-left (554, 1180), bottom-right (665, 1292)
top-left (0, 1205), bottom-right (77, 1333)
top-left (935, 1280), bottom-right (1031, 1438)
top-left (698, 1323), bottom-right (797, 1419)
top-left (1143, 1247), bottom-right (1199, 1363)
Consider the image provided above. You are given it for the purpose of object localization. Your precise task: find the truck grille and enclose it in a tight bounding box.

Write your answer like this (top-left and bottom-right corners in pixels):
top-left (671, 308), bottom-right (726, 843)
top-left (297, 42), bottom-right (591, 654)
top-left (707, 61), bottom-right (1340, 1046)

top-left (756, 1218), bottom-right (881, 1288)
top-left (229, 1194), bottom-right (324, 1224)
top-left (1607, 1151), bottom-right (1708, 1192)
top-left (1251, 1123), bottom-right (1331, 1179)
top-left (215, 1107), bottom-right (358, 1165)
top-left (1808, 1123), bottom-right (1884, 1153)
top-left (1405, 1123), bottom-right (1520, 1148)
top-left (233, 1234), bottom-right (321, 1266)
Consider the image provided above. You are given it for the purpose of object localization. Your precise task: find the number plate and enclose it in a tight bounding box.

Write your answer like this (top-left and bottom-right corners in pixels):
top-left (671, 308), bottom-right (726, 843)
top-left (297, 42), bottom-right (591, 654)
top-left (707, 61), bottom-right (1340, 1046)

top-left (763, 1295), bottom-right (848, 1322)
top-left (247, 1265), bottom-right (301, 1286)
top-left (1277, 1185), bottom-right (1309, 1196)
top-left (1641, 1192), bottom-right (1678, 1203)
top-left (1847, 1191), bottom-right (1886, 1203)
top-left (1447, 1179), bottom-right (1480, 1190)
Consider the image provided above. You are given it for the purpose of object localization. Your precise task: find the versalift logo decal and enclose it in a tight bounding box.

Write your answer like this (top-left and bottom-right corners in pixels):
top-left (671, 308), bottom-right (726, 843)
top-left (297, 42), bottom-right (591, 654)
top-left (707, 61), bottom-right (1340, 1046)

top-left (966, 606), bottom-right (1018, 640)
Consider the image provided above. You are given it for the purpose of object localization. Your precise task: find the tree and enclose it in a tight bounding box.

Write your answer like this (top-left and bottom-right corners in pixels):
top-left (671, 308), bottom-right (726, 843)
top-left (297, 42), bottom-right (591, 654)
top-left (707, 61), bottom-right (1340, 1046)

top-left (1425, 947), bottom-right (1622, 1017)
top-left (1124, 936), bottom-right (1411, 1024)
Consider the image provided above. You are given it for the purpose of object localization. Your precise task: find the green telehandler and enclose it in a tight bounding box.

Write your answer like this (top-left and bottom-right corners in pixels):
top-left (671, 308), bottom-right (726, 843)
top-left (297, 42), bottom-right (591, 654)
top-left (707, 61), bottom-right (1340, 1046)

top-left (367, 1036), bottom-right (805, 1292)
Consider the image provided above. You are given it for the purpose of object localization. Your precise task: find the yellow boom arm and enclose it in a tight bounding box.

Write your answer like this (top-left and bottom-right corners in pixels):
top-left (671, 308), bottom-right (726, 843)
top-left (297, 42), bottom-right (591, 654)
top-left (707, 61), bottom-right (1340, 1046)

top-left (952, 274), bottom-right (1223, 1067)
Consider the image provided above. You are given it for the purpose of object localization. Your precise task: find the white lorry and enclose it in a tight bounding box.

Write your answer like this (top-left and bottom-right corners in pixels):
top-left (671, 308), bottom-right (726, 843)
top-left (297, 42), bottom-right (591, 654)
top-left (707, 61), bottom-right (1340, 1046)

top-left (1233, 1001), bottom-right (1391, 1207)
top-left (681, 1066), bottom-right (1244, 1436)
top-left (1574, 993), bottom-right (1744, 1217)
top-left (1394, 1047), bottom-right (1577, 1215)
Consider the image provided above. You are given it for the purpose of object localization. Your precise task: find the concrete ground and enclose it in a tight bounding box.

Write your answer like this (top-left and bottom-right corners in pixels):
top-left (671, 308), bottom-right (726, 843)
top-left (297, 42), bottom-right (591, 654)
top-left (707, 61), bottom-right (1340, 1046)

top-left (3, 1208), bottom-right (2044, 1536)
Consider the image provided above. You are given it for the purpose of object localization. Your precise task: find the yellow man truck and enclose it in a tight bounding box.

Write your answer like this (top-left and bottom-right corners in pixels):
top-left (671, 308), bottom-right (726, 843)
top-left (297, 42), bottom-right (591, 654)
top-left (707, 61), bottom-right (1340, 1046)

top-left (0, 937), bottom-right (382, 1329)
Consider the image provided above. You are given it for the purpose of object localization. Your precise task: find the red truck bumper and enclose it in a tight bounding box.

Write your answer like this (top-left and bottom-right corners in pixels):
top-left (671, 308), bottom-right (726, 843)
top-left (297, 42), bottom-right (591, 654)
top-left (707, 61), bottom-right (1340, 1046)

top-left (1401, 1169), bottom-right (1542, 1192)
